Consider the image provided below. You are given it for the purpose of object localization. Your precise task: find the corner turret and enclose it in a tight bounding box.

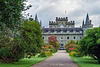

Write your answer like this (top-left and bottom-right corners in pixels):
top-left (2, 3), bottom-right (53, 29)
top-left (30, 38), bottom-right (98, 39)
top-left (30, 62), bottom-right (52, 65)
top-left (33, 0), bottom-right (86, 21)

top-left (35, 14), bottom-right (39, 23)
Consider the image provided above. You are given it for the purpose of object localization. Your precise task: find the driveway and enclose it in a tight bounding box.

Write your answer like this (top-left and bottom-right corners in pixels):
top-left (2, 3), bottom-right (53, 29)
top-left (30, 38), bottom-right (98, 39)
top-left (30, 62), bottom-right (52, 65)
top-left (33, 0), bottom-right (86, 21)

top-left (31, 50), bottom-right (79, 67)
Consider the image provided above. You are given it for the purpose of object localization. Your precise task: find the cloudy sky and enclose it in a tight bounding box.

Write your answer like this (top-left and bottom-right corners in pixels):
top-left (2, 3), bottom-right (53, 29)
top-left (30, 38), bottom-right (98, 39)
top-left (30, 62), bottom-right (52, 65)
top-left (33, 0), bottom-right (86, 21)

top-left (25, 0), bottom-right (100, 27)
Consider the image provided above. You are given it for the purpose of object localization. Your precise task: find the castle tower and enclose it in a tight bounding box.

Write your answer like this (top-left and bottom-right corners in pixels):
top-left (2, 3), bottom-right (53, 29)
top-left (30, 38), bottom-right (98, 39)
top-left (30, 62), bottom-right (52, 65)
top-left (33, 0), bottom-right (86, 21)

top-left (82, 13), bottom-right (93, 36)
top-left (82, 13), bottom-right (93, 28)
top-left (35, 14), bottom-right (39, 22)
top-left (85, 13), bottom-right (90, 25)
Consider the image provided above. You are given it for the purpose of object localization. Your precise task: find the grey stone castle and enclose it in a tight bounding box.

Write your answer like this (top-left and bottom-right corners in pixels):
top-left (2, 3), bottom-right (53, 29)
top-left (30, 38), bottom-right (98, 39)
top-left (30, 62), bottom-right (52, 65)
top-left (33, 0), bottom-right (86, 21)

top-left (35, 14), bottom-right (93, 49)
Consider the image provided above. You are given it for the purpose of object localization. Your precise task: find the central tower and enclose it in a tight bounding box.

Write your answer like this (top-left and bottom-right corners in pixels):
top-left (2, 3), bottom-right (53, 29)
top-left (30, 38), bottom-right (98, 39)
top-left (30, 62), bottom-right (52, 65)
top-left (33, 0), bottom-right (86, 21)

top-left (49, 17), bottom-right (75, 28)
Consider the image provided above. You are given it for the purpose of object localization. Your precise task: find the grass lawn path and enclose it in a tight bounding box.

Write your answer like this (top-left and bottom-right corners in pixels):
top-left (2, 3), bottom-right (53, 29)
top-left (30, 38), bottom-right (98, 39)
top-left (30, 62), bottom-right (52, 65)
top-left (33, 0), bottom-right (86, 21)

top-left (71, 56), bottom-right (100, 67)
top-left (0, 56), bottom-right (48, 67)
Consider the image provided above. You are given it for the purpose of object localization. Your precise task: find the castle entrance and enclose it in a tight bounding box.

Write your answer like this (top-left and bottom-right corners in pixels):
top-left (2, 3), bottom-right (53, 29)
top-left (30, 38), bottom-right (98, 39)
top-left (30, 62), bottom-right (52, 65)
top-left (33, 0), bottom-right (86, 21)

top-left (60, 44), bottom-right (64, 50)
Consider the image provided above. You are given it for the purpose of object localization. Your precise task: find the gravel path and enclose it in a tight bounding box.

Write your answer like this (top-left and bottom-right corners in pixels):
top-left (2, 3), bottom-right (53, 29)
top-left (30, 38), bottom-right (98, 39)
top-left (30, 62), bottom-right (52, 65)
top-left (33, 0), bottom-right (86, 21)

top-left (31, 50), bottom-right (79, 67)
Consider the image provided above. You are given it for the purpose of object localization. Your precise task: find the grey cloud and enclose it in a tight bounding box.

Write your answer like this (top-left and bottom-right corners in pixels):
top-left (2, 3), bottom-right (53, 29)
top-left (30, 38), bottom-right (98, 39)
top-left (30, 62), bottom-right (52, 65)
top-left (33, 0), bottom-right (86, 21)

top-left (26, 0), bottom-right (100, 27)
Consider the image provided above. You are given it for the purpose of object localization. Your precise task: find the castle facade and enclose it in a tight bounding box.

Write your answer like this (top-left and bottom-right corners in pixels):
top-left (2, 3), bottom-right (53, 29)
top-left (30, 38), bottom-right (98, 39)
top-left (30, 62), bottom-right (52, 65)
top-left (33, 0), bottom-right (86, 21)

top-left (36, 14), bottom-right (93, 49)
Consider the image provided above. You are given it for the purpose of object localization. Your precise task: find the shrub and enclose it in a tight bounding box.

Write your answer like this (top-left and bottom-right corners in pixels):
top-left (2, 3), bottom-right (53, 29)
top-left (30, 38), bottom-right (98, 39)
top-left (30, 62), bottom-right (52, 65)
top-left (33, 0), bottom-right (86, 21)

top-left (69, 51), bottom-right (77, 57)
top-left (38, 52), bottom-right (47, 57)
top-left (45, 51), bottom-right (52, 56)
top-left (0, 35), bottom-right (25, 63)
top-left (50, 47), bottom-right (56, 53)
top-left (65, 40), bottom-right (76, 53)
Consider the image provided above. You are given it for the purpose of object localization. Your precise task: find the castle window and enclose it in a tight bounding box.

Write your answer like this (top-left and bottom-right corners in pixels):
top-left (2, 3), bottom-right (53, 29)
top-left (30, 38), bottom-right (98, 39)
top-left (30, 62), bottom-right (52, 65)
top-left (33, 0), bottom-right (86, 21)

top-left (67, 37), bottom-right (69, 39)
top-left (74, 37), bottom-right (75, 39)
top-left (61, 37), bottom-right (63, 39)
top-left (43, 37), bottom-right (44, 39)
top-left (80, 37), bottom-right (81, 39)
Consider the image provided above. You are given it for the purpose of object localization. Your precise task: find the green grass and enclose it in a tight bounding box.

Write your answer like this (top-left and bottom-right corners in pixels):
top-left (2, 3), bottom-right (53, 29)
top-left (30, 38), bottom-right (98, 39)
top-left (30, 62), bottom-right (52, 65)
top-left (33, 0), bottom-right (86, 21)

top-left (0, 56), bottom-right (48, 67)
top-left (71, 56), bottom-right (100, 67)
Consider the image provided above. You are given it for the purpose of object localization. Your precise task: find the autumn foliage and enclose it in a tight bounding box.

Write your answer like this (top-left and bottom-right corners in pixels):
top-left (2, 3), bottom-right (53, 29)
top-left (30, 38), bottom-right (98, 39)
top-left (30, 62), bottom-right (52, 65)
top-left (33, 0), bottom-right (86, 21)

top-left (65, 40), bottom-right (76, 52)
top-left (48, 35), bottom-right (58, 43)
top-left (48, 35), bottom-right (59, 51)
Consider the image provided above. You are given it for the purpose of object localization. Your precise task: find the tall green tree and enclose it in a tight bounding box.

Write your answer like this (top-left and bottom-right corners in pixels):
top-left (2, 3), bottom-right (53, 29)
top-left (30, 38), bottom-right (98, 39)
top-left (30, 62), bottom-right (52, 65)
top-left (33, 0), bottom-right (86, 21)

top-left (0, 0), bottom-right (30, 62)
top-left (22, 20), bottom-right (43, 57)
top-left (79, 27), bottom-right (100, 63)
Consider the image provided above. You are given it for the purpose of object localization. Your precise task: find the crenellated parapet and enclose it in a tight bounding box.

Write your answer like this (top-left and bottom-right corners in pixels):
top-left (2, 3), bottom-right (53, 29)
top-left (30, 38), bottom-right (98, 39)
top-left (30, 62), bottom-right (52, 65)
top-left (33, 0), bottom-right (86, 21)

top-left (56, 17), bottom-right (68, 21)
top-left (49, 17), bottom-right (75, 28)
top-left (49, 21), bottom-right (58, 25)
top-left (66, 21), bottom-right (75, 25)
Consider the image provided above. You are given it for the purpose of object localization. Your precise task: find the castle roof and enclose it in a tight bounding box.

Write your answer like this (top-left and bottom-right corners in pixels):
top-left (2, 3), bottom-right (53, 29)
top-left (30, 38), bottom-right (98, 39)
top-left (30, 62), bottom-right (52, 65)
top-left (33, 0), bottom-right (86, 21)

top-left (42, 28), bottom-right (83, 33)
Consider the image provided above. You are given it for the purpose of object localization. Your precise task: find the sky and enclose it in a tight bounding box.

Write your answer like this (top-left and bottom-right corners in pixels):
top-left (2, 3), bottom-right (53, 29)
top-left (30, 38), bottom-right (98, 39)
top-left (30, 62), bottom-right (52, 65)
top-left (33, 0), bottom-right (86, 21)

top-left (24, 0), bottom-right (100, 28)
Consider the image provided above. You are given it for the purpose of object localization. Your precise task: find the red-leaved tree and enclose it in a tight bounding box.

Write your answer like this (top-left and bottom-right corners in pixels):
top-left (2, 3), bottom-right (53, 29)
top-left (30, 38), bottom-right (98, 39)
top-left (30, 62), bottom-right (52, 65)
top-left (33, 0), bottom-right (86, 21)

top-left (48, 35), bottom-right (59, 50)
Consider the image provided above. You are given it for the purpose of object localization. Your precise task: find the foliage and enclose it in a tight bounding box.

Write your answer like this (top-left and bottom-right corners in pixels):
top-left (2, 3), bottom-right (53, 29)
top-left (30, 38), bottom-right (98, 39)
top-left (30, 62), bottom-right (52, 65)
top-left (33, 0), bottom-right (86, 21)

top-left (65, 40), bottom-right (76, 52)
top-left (42, 43), bottom-right (57, 53)
top-left (45, 51), bottom-right (52, 56)
top-left (69, 51), bottom-right (77, 57)
top-left (0, 0), bottom-right (25, 31)
top-left (38, 52), bottom-right (47, 57)
top-left (0, 34), bottom-right (24, 63)
top-left (21, 20), bottom-right (43, 57)
top-left (48, 35), bottom-right (60, 51)
top-left (79, 27), bottom-right (100, 63)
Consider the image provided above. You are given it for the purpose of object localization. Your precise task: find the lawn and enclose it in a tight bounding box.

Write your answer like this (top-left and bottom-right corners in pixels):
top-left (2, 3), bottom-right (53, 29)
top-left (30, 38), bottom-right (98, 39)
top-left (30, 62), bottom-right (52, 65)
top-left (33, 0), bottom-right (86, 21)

top-left (71, 56), bottom-right (100, 67)
top-left (0, 56), bottom-right (48, 67)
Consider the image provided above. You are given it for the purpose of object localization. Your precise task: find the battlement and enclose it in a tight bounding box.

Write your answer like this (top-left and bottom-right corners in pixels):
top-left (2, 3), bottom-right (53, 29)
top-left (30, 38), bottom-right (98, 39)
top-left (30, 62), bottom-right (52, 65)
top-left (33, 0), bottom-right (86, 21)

top-left (66, 21), bottom-right (75, 25)
top-left (56, 17), bottom-right (68, 21)
top-left (49, 21), bottom-right (57, 25)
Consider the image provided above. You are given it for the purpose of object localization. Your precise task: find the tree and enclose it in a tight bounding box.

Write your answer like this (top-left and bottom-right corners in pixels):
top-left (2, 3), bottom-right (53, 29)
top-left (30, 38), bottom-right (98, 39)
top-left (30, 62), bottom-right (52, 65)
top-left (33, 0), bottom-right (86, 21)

top-left (79, 27), bottom-right (100, 63)
top-left (0, 0), bottom-right (31, 62)
top-left (48, 35), bottom-right (60, 50)
top-left (21, 20), bottom-right (43, 57)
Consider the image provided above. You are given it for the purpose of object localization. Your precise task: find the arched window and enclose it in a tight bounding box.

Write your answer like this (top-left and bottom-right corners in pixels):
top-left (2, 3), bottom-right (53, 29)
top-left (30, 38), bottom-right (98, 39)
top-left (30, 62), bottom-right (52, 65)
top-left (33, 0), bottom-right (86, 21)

top-left (43, 37), bottom-right (44, 39)
top-left (74, 37), bottom-right (75, 39)
top-left (67, 37), bottom-right (69, 39)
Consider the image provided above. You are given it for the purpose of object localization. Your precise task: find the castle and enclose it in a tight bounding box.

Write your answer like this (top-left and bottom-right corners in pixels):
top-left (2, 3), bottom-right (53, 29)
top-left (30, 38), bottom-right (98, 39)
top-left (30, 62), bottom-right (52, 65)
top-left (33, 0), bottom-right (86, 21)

top-left (35, 14), bottom-right (93, 49)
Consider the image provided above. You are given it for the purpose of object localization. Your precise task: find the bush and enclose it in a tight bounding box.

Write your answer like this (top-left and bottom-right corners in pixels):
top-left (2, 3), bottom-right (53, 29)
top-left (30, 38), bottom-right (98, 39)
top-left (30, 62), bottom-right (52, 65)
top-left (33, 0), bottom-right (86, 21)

top-left (65, 40), bottom-right (76, 53)
top-left (45, 51), bottom-right (52, 56)
top-left (0, 35), bottom-right (25, 63)
top-left (38, 52), bottom-right (47, 57)
top-left (69, 51), bottom-right (77, 57)
top-left (50, 47), bottom-right (56, 53)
